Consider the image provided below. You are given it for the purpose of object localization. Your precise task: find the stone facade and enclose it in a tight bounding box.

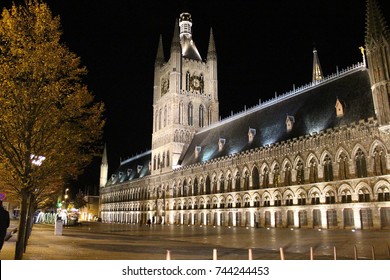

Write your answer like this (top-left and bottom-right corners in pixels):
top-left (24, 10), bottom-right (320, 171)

top-left (100, 1), bottom-right (390, 230)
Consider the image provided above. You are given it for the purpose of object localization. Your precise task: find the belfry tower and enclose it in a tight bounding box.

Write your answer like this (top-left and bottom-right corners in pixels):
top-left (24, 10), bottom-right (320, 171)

top-left (365, 0), bottom-right (390, 129)
top-left (151, 10), bottom-right (219, 174)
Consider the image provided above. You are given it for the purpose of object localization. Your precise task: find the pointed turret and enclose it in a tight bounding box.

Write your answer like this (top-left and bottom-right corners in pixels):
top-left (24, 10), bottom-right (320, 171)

top-left (312, 48), bottom-right (324, 84)
top-left (365, 0), bottom-right (390, 127)
top-left (170, 18), bottom-right (181, 54)
top-left (99, 144), bottom-right (108, 188)
top-left (155, 34), bottom-right (165, 67)
top-left (207, 28), bottom-right (217, 61)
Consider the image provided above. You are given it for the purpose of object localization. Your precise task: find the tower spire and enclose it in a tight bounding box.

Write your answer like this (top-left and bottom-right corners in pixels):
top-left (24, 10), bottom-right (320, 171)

top-left (365, 0), bottom-right (390, 46)
top-left (312, 48), bottom-right (324, 84)
top-left (155, 34), bottom-right (165, 66)
top-left (365, 0), bottom-right (390, 127)
top-left (99, 143), bottom-right (108, 188)
top-left (170, 18), bottom-right (181, 54)
top-left (207, 27), bottom-right (217, 60)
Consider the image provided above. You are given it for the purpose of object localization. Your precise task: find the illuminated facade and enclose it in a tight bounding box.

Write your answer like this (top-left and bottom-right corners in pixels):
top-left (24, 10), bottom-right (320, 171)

top-left (100, 1), bottom-right (390, 230)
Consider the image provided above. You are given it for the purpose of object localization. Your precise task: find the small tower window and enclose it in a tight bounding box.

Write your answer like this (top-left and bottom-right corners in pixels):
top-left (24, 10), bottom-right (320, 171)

top-left (195, 146), bottom-right (201, 159)
top-left (335, 98), bottom-right (344, 117)
top-left (286, 115), bottom-right (295, 132)
top-left (248, 128), bottom-right (256, 143)
top-left (137, 165), bottom-right (143, 173)
top-left (218, 138), bottom-right (226, 152)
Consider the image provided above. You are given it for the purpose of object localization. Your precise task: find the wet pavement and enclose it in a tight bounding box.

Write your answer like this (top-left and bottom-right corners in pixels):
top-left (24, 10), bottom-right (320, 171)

top-left (1, 220), bottom-right (390, 260)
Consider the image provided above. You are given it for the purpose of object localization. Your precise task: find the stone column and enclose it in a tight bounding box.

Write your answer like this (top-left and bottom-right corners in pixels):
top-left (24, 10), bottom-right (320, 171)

top-left (294, 210), bottom-right (300, 228)
top-left (321, 209), bottom-right (328, 229)
top-left (353, 207), bottom-right (361, 229)
top-left (270, 210), bottom-right (275, 228)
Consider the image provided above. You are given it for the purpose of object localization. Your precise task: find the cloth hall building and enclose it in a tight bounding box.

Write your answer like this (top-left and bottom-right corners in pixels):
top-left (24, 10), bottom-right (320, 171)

top-left (99, 1), bottom-right (390, 230)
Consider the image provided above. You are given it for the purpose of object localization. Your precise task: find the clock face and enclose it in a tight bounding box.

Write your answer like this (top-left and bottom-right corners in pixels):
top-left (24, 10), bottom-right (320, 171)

top-left (190, 75), bottom-right (203, 91)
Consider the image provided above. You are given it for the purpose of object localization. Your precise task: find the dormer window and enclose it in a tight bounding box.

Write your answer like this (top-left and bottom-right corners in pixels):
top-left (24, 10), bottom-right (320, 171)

top-left (127, 169), bottom-right (132, 176)
top-left (335, 98), bottom-right (344, 117)
top-left (286, 115), bottom-right (295, 132)
top-left (137, 165), bottom-right (143, 173)
top-left (195, 146), bottom-right (201, 158)
top-left (248, 128), bottom-right (256, 143)
top-left (218, 138), bottom-right (226, 152)
top-left (111, 174), bottom-right (117, 182)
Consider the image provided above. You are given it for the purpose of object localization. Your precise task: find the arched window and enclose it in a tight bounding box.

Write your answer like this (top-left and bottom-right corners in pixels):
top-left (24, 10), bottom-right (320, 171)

top-left (373, 146), bottom-right (386, 176)
top-left (227, 173), bottom-right (232, 192)
top-left (285, 194), bottom-right (293, 206)
top-left (164, 105), bottom-right (167, 127)
top-left (205, 176), bottom-right (211, 194)
top-left (158, 109), bottom-right (162, 130)
top-left (188, 103), bottom-right (193, 126)
top-left (186, 71), bottom-right (190, 91)
top-left (341, 190), bottom-right (352, 203)
top-left (199, 105), bottom-right (205, 128)
top-left (296, 160), bottom-right (305, 184)
top-left (325, 191), bottom-right (336, 204)
top-left (262, 167), bottom-right (269, 188)
top-left (355, 149), bottom-right (367, 178)
top-left (358, 188), bottom-right (370, 202)
top-left (273, 164), bottom-right (280, 187)
top-left (338, 152), bottom-right (349, 179)
top-left (309, 158), bottom-right (318, 183)
top-left (212, 177), bottom-right (217, 194)
top-left (274, 195), bottom-right (282, 206)
top-left (193, 178), bottom-right (198, 196)
top-left (219, 175), bottom-right (225, 193)
top-left (323, 155), bottom-right (333, 182)
top-left (243, 170), bottom-right (250, 190)
top-left (284, 163), bottom-right (292, 186)
top-left (252, 166), bottom-right (260, 189)
top-left (166, 150), bottom-right (170, 167)
top-left (311, 192), bottom-right (320, 205)
top-left (200, 74), bottom-right (204, 93)
top-left (378, 187), bottom-right (390, 201)
top-left (208, 106), bottom-right (212, 126)
top-left (234, 171), bottom-right (241, 191)
top-left (297, 194), bottom-right (306, 205)
top-left (179, 102), bottom-right (184, 125)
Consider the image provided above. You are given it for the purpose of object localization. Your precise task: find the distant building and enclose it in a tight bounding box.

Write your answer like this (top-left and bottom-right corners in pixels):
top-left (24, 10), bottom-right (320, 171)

top-left (79, 195), bottom-right (100, 221)
top-left (100, 0), bottom-right (390, 229)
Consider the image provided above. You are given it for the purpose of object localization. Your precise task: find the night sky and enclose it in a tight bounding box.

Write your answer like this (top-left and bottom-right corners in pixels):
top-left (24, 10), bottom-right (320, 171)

top-left (1, 0), bottom-right (389, 194)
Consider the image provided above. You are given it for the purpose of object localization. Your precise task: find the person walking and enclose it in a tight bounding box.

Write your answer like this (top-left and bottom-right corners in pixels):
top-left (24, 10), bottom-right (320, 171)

top-left (0, 200), bottom-right (10, 251)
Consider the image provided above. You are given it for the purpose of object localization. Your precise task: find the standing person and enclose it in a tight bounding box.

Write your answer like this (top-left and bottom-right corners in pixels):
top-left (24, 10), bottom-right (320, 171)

top-left (0, 200), bottom-right (10, 251)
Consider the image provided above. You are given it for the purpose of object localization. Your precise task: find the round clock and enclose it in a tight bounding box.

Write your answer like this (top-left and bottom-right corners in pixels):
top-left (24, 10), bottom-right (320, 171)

top-left (190, 76), bottom-right (203, 91)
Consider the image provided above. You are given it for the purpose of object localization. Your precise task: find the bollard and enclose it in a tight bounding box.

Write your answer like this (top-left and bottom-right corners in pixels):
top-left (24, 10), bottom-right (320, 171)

top-left (213, 249), bottom-right (218, 260)
top-left (279, 247), bottom-right (285, 260)
top-left (310, 247), bottom-right (314, 260)
top-left (166, 250), bottom-right (171, 260)
top-left (371, 246), bottom-right (376, 260)
top-left (354, 245), bottom-right (358, 260)
top-left (333, 246), bottom-right (337, 260)
top-left (248, 248), bottom-right (253, 260)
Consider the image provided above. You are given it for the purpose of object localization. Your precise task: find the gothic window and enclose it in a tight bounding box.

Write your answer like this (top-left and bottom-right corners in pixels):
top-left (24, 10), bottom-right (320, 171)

top-left (274, 195), bottom-right (282, 206)
top-left (212, 177), bottom-right (217, 194)
top-left (262, 167), bottom-right (269, 188)
top-left (219, 175), bottom-right (225, 193)
top-left (252, 166), bottom-right (260, 189)
top-left (162, 152), bottom-right (165, 168)
top-left (205, 176), bottom-right (211, 195)
top-left (179, 102), bottom-right (184, 125)
top-left (199, 105), bottom-right (205, 128)
top-left (284, 163), bottom-right (292, 186)
top-left (341, 190), bottom-right (352, 203)
top-left (355, 149), bottom-right (367, 178)
top-left (325, 191), bottom-right (336, 204)
top-left (166, 150), bottom-right (170, 167)
top-left (208, 106), bottom-right (212, 126)
top-left (378, 187), bottom-right (390, 201)
top-left (188, 103), bottom-right (193, 126)
top-left (309, 158), bottom-right (318, 183)
top-left (335, 98), bottom-right (344, 117)
top-left (200, 74), bottom-right (204, 93)
top-left (263, 196), bottom-right (271, 207)
top-left (285, 194), bottom-right (293, 206)
top-left (297, 194), bottom-right (306, 205)
top-left (157, 154), bottom-right (161, 170)
top-left (193, 178), bottom-right (198, 196)
top-left (153, 155), bottom-right (157, 170)
top-left (373, 146), bottom-right (386, 176)
top-left (164, 105), bottom-right (167, 127)
top-left (323, 155), bottom-right (333, 182)
top-left (296, 160), bottom-right (305, 184)
top-left (273, 164), bottom-right (280, 187)
top-left (158, 109), bottom-right (162, 130)
top-left (186, 71), bottom-right (190, 91)
top-left (254, 197), bottom-right (260, 207)
top-left (311, 193), bottom-right (320, 205)
top-left (358, 189), bottom-right (370, 202)
top-left (243, 170), bottom-right (250, 190)
top-left (227, 173), bottom-right (232, 192)
top-left (338, 152), bottom-right (349, 179)
top-left (235, 171), bottom-right (241, 191)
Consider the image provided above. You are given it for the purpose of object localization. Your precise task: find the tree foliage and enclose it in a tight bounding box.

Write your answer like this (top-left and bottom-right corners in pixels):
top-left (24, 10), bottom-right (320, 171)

top-left (0, 0), bottom-right (105, 259)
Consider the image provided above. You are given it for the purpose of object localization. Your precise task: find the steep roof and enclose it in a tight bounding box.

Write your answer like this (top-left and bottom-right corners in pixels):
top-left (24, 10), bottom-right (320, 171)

top-left (179, 66), bottom-right (375, 166)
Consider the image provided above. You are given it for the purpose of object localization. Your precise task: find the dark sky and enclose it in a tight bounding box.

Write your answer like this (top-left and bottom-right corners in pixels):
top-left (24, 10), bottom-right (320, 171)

top-left (1, 0), bottom-right (389, 194)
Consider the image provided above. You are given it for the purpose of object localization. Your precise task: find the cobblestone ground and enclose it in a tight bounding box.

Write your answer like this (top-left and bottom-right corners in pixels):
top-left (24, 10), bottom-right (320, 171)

top-left (1, 220), bottom-right (390, 260)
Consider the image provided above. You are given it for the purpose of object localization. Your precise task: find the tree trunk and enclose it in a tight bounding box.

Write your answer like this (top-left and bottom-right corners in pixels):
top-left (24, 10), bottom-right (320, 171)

top-left (14, 188), bottom-right (30, 260)
top-left (24, 194), bottom-right (36, 253)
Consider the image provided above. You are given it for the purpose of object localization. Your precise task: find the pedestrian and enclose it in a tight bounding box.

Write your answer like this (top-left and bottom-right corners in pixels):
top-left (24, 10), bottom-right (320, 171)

top-left (147, 219), bottom-right (151, 227)
top-left (0, 200), bottom-right (10, 251)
